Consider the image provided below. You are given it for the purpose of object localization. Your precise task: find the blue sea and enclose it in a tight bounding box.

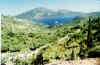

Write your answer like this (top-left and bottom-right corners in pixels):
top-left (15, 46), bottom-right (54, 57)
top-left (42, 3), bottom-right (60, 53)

top-left (33, 16), bottom-right (74, 25)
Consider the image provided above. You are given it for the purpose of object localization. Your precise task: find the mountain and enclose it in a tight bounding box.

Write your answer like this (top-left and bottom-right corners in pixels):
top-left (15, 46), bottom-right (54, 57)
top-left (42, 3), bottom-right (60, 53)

top-left (16, 7), bottom-right (82, 20)
top-left (16, 7), bottom-right (84, 25)
top-left (16, 7), bottom-right (55, 20)
top-left (69, 12), bottom-right (100, 24)
top-left (15, 7), bottom-right (100, 25)
top-left (89, 12), bottom-right (100, 16)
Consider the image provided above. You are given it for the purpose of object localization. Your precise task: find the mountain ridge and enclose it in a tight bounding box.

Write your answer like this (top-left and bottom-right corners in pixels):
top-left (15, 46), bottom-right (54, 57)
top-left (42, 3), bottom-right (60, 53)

top-left (15, 7), bottom-right (100, 25)
top-left (16, 7), bottom-right (83, 19)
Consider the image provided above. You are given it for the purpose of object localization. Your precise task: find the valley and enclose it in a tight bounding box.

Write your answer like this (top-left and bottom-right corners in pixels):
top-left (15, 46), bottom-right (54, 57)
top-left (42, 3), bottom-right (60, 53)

top-left (1, 8), bottom-right (100, 65)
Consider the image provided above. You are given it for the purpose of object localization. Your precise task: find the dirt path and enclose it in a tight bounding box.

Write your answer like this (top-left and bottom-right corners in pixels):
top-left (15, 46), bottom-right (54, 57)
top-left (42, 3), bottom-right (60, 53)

top-left (45, 58), bottom-right (100, 65)
top-left (58, 33), bottom-right (73, 43)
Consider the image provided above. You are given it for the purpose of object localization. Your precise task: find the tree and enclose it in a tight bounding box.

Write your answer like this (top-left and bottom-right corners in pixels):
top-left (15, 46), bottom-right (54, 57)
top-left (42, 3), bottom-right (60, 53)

top-left (87, 17), bottom-right (93, 47)
top-left (34, 53), bottom-right (44, 65)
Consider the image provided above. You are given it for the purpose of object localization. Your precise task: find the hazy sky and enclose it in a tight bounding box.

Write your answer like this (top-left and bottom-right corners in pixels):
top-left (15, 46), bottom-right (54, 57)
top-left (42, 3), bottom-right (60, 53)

top-left (0, 0), bottom-right (100, 16)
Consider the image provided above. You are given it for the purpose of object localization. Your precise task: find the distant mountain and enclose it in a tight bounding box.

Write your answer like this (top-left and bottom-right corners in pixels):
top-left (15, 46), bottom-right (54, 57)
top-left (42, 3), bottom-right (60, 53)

top-left (69, 12), bottom-right (100, 24)
top-left (16, 7), bottom-right (82, 20)
top-left (15, 7), bottom-right (100, 25)
top-left (89, 12), bottom-right (100, 16)
top-left (15, 8), bottom-right (83, 25)
top-left (16, 8), bottom-right (54, 20)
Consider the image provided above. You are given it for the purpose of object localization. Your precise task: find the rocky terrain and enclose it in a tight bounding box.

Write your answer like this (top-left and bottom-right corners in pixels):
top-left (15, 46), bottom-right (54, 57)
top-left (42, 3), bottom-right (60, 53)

top-left (46, 58), bottom-right (100, 65)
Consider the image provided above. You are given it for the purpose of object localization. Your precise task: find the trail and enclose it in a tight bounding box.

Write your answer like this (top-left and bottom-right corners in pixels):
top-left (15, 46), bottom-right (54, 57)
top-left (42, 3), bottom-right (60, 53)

top-left (58, 33), bottom-right (73, 43)
top-left (58, 29), bottom-right (80, 43)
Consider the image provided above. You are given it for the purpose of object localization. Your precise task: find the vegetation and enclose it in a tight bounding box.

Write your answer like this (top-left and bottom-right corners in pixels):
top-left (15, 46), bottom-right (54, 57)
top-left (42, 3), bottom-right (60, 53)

top-left (1, 16), bottom-right (100, 65)
top-left (1, 16), bottom-right (58, 52)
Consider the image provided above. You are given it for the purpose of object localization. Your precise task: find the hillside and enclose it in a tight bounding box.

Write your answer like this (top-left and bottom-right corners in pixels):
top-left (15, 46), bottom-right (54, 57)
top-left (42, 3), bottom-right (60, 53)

top-left (1, 15), bottom-right (100, 65)
top-left (1, 16), bottom-right (57, 52)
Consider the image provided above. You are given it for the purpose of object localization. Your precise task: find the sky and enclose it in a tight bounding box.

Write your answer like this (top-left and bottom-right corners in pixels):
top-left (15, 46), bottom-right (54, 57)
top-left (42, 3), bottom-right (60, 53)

top-left (0, 0), bottom-right (100, 16)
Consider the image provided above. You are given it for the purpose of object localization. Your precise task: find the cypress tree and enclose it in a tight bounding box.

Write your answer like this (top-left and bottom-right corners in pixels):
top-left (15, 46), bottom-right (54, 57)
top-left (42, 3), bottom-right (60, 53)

top-left (87, 17), bottom-right (93, 47)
